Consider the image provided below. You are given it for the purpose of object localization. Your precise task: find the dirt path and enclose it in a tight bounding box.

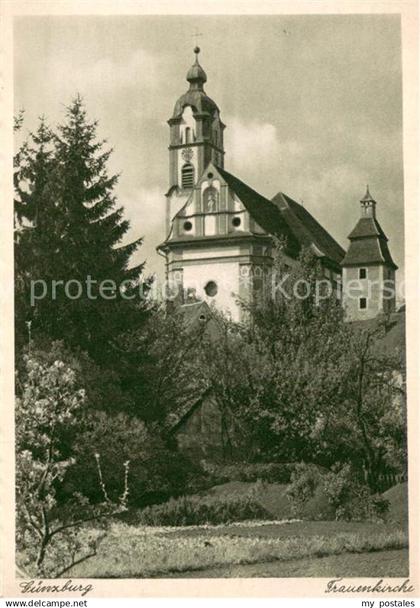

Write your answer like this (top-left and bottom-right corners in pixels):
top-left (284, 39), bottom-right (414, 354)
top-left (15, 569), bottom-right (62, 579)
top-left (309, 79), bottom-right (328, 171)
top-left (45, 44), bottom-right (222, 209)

top-left (163, 549), bottom-right (409, 578)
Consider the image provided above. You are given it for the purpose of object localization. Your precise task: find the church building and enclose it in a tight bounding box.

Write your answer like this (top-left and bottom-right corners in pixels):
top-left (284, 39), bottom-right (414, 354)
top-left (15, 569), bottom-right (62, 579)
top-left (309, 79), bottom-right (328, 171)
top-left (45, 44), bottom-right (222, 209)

top-left (157, 48), bottom-right (397, 322)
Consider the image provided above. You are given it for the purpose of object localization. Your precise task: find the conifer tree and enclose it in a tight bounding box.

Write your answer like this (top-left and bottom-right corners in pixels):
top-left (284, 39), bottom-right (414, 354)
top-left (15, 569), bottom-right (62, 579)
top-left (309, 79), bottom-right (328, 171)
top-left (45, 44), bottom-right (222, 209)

top-left (14, 97), bottom-right (149, 361)
top-left (14, 117), bottom-right (60, 350)
top-left (54, 96), bottom-right (143, 284)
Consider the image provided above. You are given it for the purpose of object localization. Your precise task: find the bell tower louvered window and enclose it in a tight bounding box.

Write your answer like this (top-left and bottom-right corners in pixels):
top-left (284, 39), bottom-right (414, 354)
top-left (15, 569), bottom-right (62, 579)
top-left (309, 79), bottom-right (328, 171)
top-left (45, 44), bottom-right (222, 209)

top-left (181, 163), bottom-right (194, 189)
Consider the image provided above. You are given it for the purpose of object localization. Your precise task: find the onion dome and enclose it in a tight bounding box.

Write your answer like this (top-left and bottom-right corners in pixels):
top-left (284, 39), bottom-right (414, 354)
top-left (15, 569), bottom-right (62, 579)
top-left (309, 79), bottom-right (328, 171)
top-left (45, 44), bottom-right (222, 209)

top-left (186, 47), bottom-right (207, 88)
top-left (171, 47), bottom-right (219, 119)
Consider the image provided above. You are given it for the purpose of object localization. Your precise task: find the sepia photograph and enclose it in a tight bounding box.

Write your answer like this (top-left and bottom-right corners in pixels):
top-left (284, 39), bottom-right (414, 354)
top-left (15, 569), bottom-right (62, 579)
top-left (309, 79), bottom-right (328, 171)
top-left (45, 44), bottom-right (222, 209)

top-left (2, 1), bottom-right (418, 597)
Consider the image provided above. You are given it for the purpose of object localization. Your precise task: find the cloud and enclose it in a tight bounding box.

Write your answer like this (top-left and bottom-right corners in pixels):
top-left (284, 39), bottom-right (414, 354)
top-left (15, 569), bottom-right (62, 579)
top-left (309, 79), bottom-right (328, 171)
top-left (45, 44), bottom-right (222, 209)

top-left (48, 48), bottom-right (161, 99)
top-left (122, 186), bottom-right (164, 235)
top-left (225, 118), bottom-right (281, 173)
top-left (224, 116), bottom-right (306, 184)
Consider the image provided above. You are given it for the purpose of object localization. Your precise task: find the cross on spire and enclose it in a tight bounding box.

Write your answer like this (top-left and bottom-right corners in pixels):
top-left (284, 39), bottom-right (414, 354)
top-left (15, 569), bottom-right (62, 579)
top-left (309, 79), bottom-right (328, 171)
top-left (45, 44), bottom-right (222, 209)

top-left (192, 28), bottom-right (203, 49)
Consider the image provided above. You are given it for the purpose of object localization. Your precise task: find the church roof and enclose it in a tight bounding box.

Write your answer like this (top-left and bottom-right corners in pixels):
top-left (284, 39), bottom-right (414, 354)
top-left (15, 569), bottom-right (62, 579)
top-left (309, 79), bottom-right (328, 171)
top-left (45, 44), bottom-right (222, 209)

top-left (271, 192), bottom-right (346, 267)
top-left (216, 166), bottom-right (300, 253)
top-left (217, 167), bottom-right (345, 267)
top-left (341, 237), bottom-right (397, 268)
top-left (341, 217), bottom-right (397, 269)
top-left (347, 217), bottom-right (386, 239)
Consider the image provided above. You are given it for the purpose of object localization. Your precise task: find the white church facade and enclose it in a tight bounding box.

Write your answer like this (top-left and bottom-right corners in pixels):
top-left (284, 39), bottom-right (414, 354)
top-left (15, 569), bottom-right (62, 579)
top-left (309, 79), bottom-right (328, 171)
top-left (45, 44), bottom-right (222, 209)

top-left (158, 48), bottom-right (397, 322)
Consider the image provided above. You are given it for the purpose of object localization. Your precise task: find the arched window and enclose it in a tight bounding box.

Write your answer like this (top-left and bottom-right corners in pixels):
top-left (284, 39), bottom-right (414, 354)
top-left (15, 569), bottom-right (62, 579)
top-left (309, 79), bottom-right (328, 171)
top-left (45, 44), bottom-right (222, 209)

top-left (181, 163), bottom-right (194, 189)
top-left (203, 186), bottom-right (219, 212)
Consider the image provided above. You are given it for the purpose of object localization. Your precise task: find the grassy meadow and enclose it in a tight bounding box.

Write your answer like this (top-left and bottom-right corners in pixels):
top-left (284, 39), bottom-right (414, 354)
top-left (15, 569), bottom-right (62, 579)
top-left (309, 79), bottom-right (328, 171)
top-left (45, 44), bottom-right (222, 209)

top-left (65, 482), bottom-right (408, 578)
top-left (68, 520), bottom-right (408, 578)
top-left (17, 479), bottom-right (408, 579)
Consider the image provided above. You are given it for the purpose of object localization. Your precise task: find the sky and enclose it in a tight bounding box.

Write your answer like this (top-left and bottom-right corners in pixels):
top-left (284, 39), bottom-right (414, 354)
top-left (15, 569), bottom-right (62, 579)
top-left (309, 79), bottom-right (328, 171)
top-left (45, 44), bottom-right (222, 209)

top-left (14, 14), bottom-right (404, 286)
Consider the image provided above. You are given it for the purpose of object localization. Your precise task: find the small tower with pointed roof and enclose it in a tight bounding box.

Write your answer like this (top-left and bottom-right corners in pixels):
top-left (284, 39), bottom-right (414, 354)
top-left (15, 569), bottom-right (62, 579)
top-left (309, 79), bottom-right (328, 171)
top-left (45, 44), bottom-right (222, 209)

top-left (341, 187), bottom-right (397, 320)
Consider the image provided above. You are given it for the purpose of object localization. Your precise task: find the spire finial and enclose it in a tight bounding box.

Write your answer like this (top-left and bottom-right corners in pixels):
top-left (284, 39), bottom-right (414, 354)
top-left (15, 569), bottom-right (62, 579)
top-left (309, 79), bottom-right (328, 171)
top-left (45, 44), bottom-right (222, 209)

top-left (361, 184), bottom-right (375, 203)
top-left (192, 27), bottom-right (203, 52)
top-left (360, 184), bottom-right (377, 218)
top-left (186, 45), bottom-right (207, 88)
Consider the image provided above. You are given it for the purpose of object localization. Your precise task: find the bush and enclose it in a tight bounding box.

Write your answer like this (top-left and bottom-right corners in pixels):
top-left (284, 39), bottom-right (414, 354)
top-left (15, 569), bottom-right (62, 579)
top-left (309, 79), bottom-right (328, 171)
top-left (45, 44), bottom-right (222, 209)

top-left (285, 463), bottom-right (323, 516)
top-left (285, 462), bottom-right (390, 522)
top-left (322, 464), bottom-right (389, 522)
top-left (201, 461), bottom-right (296, 485)
top-left (123, 494), bottom-right (271, 526)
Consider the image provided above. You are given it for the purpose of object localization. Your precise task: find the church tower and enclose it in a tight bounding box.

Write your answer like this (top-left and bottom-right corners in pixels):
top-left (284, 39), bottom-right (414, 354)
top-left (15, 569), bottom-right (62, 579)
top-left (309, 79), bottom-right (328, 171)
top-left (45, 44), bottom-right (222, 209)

top-left (158, 49), bottom-right (274, 320)
top-left (165, 47), bottom-right (225, 233)
top-left (341, 187), bottom-right (398, 320)
top-left (158, 49), bottom-right (350, 321)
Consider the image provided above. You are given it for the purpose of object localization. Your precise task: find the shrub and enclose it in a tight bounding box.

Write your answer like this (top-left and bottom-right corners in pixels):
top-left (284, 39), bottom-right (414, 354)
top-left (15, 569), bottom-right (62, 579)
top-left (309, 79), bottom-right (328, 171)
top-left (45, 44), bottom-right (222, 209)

top-left (285, 463), bottom-right (323, 516)
top-left (285, 462), bottom-right (389, 522)
top-left (371, 494), bottom-right (391, 518)
top-left (123, 494), bottom-right (271, 526)
top-left (299, 484), bottom-right (336, 521)
top-left (322, 464), bottom-right (390, 522)
top-left (201, 461), bottom-right (296, 485)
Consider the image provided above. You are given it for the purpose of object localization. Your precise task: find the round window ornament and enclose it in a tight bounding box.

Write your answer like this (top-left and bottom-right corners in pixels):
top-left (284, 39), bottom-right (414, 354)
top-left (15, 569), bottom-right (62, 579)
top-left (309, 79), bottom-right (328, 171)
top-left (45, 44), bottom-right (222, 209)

top-left (183, 220), bottom-right (193, 232)
top-left (232, 216), bottom-right (241, 228)
top-left (207, 172), bottom-right (214, 179)
top-left (204, 280), bottom-right (218, 297)
top-left (182, 148), bottom-right (193, 161)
